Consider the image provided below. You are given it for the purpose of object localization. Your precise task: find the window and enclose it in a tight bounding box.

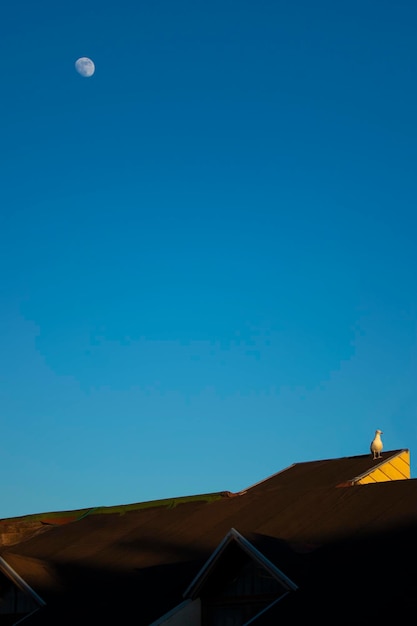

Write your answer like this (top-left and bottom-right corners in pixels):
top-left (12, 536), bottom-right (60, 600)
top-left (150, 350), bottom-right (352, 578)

top-left (0, 571), bottom-right (40, 623)
top-left (202, 557), bottom-right (288, 626)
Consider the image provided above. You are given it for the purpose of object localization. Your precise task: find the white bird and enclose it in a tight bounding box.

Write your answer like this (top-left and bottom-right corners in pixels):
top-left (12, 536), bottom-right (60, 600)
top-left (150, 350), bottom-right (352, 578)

top-left (370, 429), bottom-right (383, 460)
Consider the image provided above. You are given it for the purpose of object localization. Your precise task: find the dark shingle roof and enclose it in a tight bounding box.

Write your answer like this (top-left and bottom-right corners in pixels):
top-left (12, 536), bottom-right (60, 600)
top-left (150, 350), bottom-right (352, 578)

top-left (242, 449), bottom-right (407, 492)
top-left (1, 449), bottom-right (416, 625)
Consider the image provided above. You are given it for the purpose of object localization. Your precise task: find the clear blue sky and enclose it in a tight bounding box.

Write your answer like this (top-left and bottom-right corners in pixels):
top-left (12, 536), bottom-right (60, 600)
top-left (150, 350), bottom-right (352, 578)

top-left (1, 1), bottom-right (416, 519)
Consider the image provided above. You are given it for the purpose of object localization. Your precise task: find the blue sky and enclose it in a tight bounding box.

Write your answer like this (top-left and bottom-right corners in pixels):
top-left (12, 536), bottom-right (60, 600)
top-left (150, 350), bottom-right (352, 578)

top-left (1, 0), bottom-right (416, 518)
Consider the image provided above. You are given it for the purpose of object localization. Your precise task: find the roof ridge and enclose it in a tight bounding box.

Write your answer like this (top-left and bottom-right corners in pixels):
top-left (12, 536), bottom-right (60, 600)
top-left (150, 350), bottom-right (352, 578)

top-left (238, 463), bottom-right (297, 494)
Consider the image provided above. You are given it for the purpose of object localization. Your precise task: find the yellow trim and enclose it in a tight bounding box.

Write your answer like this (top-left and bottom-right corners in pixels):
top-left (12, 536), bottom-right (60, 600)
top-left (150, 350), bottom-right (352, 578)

top-left (356, 450), bottom-right (410, 485)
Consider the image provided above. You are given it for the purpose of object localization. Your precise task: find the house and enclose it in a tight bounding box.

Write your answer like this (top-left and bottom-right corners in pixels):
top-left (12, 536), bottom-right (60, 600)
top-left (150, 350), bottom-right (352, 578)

top-left (0, 448), bottom-right (416, 625)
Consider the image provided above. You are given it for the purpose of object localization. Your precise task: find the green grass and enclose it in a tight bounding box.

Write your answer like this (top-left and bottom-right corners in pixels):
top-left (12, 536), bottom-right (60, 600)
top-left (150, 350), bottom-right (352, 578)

top-left (4, 492), bottom-right (227, 523)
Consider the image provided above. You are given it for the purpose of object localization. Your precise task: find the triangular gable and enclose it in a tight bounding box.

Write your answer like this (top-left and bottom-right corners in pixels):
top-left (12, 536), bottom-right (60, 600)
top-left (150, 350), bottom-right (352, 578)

top-left (0, 556), bottom-right (45, 623)
top-left (183, 529), bottom-right (297, 626)
top-left (184, 528), bottom-right (297, 600)
top-left (349, 449), bottom-right (410, 485)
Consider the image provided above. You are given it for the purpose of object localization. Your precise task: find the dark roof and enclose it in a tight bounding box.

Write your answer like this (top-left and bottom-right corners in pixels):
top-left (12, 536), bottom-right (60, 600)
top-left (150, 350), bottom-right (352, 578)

top-left (242, 449), bottom-right (407, 492)
top-left (1, 449), bottom-right (416, 625)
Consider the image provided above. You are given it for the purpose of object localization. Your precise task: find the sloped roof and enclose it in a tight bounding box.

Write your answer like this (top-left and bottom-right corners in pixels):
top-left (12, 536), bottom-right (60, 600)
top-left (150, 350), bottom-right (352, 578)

top-left (242, 449), bottom-right (408, 492)
top-left (1, 449), bottom-right (416, 625)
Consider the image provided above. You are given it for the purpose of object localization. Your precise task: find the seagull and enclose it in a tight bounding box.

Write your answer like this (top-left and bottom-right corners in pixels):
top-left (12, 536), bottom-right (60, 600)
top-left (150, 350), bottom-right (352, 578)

top-left (370, 429), bottom-right (383, 460)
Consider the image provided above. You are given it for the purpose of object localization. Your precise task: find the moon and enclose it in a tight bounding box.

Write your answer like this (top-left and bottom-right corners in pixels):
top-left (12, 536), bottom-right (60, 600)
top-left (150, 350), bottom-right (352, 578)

top-left (75, 57), bottom-right (95, 78)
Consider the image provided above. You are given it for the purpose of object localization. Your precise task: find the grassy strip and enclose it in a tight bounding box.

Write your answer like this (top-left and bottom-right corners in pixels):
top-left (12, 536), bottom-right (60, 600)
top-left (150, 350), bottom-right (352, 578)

top-left (3, 492), bottom-right (226, 523)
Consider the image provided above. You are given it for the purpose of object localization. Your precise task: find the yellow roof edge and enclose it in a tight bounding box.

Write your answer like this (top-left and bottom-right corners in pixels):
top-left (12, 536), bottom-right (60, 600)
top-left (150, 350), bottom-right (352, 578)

top-left (350, 449), bottom-right (410, 484)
